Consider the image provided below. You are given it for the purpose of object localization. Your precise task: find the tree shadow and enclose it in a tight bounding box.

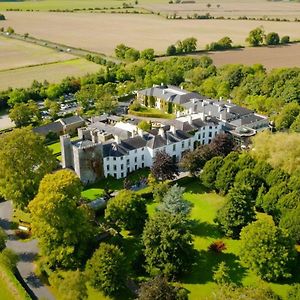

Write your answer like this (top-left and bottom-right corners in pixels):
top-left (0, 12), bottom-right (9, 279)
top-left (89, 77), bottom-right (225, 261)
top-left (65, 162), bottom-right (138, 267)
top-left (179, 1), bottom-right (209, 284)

top-left (182, 250), bottom-right (246, 286)
top-left (26, 272), bottom-right (44, 288)
top-left (19, 252), bottom-right (37, 263)
top-left (0, 217), bottom-right (13, 231)
top-left (189, 219), bottom-right (221, 239)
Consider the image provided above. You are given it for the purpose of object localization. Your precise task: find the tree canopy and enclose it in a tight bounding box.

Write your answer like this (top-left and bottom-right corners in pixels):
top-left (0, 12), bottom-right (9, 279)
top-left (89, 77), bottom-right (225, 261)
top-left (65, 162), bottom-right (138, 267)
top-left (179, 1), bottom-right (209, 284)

top-left (105, 189), bottom-right (147, 233)
top-left (151, 151), bottom-right (179, 181)
top-left (240, 219), bottom-right (296, 281)
top-left (142, 212), bottom-right (194, 277)
top-left (0, 127), bottom-right (57, 209)
top-left (85, 243), bottom-right (128, 296)
top-left (29, 169), bottom-right (94, 268)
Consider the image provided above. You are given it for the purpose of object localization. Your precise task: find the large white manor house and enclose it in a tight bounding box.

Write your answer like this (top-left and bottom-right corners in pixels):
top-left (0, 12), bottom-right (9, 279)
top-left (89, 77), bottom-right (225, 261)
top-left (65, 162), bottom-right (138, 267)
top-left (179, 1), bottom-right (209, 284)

top-left (61, 85), bottom-right (269, 184)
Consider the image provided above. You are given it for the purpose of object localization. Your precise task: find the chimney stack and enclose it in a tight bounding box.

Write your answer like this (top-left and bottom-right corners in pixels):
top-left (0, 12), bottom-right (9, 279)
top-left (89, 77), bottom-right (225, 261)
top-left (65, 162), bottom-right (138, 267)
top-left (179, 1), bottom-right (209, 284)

top-left (170, 125), bottom-right (176, 135)
top-left (158, 127), bottom-right (165, 138)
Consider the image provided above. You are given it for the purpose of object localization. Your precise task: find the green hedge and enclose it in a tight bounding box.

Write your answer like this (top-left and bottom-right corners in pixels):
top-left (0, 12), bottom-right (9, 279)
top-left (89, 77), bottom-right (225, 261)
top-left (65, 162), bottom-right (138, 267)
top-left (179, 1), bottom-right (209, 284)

top-left (128, 110), bottom-right (175, 119)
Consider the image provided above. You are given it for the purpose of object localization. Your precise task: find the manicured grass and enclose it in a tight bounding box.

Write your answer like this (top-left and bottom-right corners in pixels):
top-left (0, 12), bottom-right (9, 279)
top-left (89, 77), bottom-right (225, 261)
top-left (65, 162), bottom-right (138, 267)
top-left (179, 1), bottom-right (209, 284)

top-left (48, 141), bottom-right (61, 155)
top-left (129, 107), bottom-right (175, 119)
top-left (82, 168), bottom-right (150, 200)
top-left (0, 265), bottom-right (31, 300)
top-left (145, 178), bottom-right (299, 299)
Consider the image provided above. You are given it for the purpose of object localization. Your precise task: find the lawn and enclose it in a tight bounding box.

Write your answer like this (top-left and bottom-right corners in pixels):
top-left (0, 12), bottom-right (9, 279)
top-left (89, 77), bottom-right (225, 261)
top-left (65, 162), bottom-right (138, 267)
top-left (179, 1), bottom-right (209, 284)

top-left (0, 265), bottom-right (31, 300)
top-left (144, 178), bottom-right (299, 299)
top-left (128, 107), bottom-right (175, 119)
top-left (82, 168), bottom-right (150, 200)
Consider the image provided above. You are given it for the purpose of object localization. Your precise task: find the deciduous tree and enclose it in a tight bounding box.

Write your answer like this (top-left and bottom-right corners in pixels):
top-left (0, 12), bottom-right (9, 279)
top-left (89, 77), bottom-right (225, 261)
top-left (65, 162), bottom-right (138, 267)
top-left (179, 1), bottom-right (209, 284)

top-left (86, 243), bottom-right (127, 296)
top-left (142, 212), bottom-right (194, 277)
top-left (151, 151), bottom-right (179, 181)
top-left (105, 190), bottom-right (147, 233)
top-left (215, 185), bottom-right (256, 238)
top-left (29, 170), bottom-right (94, 268)
top-left (0, 127), bottom-right (57, 209)
top-left (240, 219), bottom-right (296, 281)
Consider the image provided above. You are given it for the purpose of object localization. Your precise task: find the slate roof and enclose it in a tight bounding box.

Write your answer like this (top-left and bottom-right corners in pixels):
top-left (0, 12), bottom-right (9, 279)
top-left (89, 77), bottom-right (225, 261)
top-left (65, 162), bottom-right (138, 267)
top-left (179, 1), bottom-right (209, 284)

top-left (87, 122), bottom-right (131, 140)
top-left (138, 85), bottom-right (201, 105)
top-left (103, 142), bottom-right (128, 157)
top-left (33, 121), bottom-right (63, 135)
top-left (121, 136), bottom-right (147, 150)
top-left (146, 135), bottom-right (168, 149)
top-left (61, 115), bottom-right (85, 126)
top-left (230, 114), bottom-right (265, 127)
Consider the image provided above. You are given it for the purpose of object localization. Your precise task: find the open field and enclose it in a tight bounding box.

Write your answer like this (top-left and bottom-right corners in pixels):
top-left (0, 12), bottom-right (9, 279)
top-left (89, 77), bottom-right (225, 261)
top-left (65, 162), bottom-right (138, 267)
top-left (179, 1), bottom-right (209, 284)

top-left (0, 58), bottom-right (101, 90)
top-left (0, 0), bottom-right (299, 20)
top-left (143, 1), bottom-right (300, 19)
top-left (1, 12), bottom-right (300, 56)
top-left (0, 36), bottom-right (74, 71)
top-left (165, 43), bottom-right (300, 70)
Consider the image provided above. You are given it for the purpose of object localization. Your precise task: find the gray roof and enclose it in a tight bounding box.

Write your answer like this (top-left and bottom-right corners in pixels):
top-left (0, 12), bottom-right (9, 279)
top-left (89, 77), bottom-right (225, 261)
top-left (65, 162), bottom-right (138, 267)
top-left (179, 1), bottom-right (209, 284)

top-left (103, 142), bottom-right (128, 157)
top-left (230, 114), bottom-right (265, 127)
top-left (146, 135), bottom-right (168, 149)
top-left (61, 115), bottom-right (85, 126)
top-left (121, 136), bottom-right (147, 150)
top-left (87, 122), bottom-right (131, 140)
top-left (33, 121), bottom-right (63, 135)
top-left (138, 85), bottom-right (201, 105)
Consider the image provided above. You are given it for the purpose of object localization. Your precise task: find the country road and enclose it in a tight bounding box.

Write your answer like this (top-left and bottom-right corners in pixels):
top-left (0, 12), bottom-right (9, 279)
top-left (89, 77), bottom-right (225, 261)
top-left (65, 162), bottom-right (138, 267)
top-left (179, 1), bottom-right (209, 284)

top-left (0, 201), bottom-right (55, 300)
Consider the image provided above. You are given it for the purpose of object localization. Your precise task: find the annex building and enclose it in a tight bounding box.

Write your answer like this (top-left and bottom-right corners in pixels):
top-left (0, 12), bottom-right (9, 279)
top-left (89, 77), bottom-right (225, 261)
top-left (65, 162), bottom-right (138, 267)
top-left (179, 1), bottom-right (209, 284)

top-left (61, 85), bottom-right (269, 184)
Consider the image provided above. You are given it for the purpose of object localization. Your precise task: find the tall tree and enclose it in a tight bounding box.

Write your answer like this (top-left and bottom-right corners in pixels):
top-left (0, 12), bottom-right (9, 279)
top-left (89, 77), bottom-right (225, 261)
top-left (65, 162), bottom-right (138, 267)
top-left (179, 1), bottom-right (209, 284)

top-left (246, 27), bottom-right (265, 46)
top-left (215, 185), bottom-right (256, 238)
top-left (210, 133), bottom-right (235, 157)
top-left (279, 207), bottom-right (300, 243)
top-left (151, 151), bottom-right (179, 181)
top-left (142, 212), bottom-right (194, 277)
top-left (86, 243), bottom-right (128, 296)
top-left (29, 170), bottom-right (94, 268)
top-left (105, 189), bottom-right (147, 233)
top-left (157, 184), bottom-right (191, 217)
top-left (9, 100), bottom-right (40, 127)
top-left (240, 219), bottom-right (296, 281)
top-left (0, 127), bottom-right (57, 209)
top-left (201, 156), bottom-right (223, 189)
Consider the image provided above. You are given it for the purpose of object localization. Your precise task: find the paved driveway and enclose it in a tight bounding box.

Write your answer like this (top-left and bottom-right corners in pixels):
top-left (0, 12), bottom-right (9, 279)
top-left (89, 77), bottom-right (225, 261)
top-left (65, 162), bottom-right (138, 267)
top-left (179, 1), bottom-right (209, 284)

top-left (0, 201), bottom-right (55, 300)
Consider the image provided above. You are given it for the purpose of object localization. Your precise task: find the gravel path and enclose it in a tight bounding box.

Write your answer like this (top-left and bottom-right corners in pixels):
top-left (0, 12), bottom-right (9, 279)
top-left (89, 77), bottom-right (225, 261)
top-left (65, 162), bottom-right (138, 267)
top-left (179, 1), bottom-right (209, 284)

top-left (0, 201), bottom-right (55, 300)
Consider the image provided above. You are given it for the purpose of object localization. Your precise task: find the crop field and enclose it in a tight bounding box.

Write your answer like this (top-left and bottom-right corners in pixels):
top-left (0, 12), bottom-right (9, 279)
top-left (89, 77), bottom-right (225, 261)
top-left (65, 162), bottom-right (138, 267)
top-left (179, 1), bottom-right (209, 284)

top-left (0, 0), bottom-right (299, 20)
top-left (173, 43), bottom-right (300, 70)
top-left (0, 36), bottom-right (74, 70)
top-left (143, 1), bottom-right (300, 19)
top-left (1, 12), bottom-right (300, 56)
top-left (0, 58), bottom-right (101, 90)
top-left (206, 44), bottom-right (300, 70)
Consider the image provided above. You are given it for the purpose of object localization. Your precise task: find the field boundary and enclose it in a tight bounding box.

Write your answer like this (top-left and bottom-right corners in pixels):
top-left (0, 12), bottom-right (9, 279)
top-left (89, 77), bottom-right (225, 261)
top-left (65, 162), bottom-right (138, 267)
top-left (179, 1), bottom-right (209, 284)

top-left (0, 32), bottom-right (120, 64)
top-left (0, 58), bottom-right (80, 73)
